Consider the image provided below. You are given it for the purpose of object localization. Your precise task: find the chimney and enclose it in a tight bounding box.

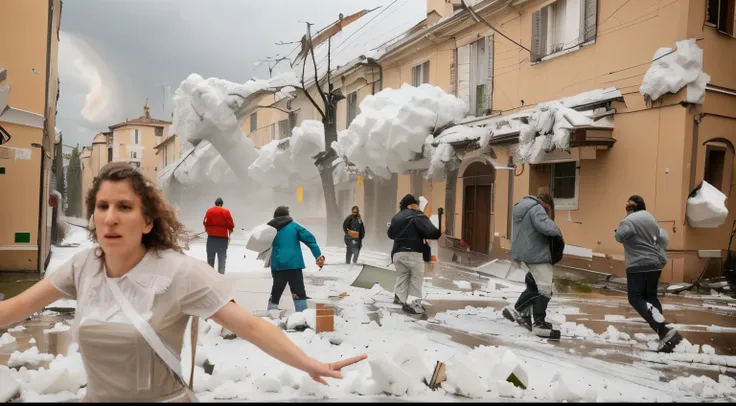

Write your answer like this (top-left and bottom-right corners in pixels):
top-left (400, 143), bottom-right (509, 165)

top-left (426, 0), bottom-right (454, 19)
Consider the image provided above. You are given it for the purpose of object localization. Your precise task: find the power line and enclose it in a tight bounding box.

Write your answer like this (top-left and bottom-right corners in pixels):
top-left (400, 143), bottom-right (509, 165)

top-left (312, 0), bottom-right (404, 73)
top-left (330, 0), bottom-right (404, 56)
top-left (461, 0), bottom-right (531, 54)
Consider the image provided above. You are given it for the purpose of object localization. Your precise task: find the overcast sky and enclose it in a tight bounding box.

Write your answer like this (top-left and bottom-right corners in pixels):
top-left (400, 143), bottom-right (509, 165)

top-left (57, 0), bottom-right (423, 149)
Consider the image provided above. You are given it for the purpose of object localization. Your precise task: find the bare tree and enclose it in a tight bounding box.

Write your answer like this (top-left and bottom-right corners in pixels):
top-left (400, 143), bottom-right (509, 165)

top-left (291, 10), bottom-right (375, 245)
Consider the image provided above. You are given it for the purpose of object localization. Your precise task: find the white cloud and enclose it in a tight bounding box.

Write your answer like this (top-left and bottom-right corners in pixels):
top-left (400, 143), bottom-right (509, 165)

top-left (58, 31), bottom-right (117, 123)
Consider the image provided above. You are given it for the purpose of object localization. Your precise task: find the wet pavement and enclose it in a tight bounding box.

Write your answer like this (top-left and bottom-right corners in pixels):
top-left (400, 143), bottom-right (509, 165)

top-left (2, 242), bottom-right (736, 401)
top-left (0, 312), bottom-right (75, 367)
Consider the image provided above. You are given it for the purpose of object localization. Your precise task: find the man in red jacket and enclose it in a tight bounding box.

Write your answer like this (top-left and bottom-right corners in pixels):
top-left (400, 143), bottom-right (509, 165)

top-left (203, 197), bottom-right (234, 274)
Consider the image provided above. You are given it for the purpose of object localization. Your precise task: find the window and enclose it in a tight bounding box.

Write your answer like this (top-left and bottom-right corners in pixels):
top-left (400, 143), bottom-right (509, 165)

top-left (107, 148), bottom-right (112, 163)
top-left (706, 0), bottom-right (735, 36)
top-left (250, 113), bottom-right (257, 133)
top-left (470, 37), bottom-right (493, 116)
top-left (551, 161), bottom-right (579, 210)
top-left (134, 129), bottom-right (139, 144)
top-left (155, 127), bottom-right (164, 137)
top-left (346, 92), bottom-right (358, 127)
top-left (130, 151), bottom-right (138, 159)
top-left (277, 119), bottom-right (290, 140)
top-left (531, 0), bottom-right (598, 62)
top-left (411, 61), bottom-right (430, 86)
top-left (704, 146), bottom-right (727, 191)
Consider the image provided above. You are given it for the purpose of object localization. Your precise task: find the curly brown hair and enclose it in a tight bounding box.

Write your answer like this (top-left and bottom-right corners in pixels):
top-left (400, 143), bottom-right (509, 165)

top-left (86, 162), bottom-right (188, 253)
top-left (537, 192), bottom-right (556, 221)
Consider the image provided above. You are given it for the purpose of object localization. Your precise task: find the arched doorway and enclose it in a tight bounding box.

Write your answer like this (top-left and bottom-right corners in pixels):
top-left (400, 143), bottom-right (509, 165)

top-left (462, 161), bottom-right (495, 254)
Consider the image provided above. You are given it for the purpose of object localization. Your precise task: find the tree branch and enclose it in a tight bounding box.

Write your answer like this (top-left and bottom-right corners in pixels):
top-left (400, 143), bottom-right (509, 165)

top-left (306, 24), bottom-right (329, 109)
top-left (257, 105), bottom-right (292, 114)
top-left (326, 36), bottom-right (332, 124)
top-left (301, 49), bottom-right (326, 119)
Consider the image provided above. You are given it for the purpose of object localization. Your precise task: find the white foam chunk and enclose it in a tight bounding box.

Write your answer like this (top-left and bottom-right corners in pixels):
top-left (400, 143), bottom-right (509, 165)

top-left (286, 312), bottom-right (309, 330)
top-left (0, 366), bottom-right (21, 402)
top-left (7, 347), bottom-right (55, 368)
top-left (686, 180), bottom-right (728, 228)
top-left (254, 375), bottom-right (282, 393)
top-left (392, 342), bottom-right (432, 384)
top-left (640, 38), bottom-right (710, 104)
top-left (491, 350), bottom-right (529, 390)
top-left (1, 332), bottom-right (17, 346)
top-left (368, 355), bottom-right (412, 396)
top-left (445, 354), bottom-right (486, 398)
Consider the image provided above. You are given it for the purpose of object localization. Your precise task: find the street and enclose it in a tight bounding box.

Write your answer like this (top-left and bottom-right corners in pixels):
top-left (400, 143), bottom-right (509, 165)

top-left (1, 224), bottom-right (735, 402)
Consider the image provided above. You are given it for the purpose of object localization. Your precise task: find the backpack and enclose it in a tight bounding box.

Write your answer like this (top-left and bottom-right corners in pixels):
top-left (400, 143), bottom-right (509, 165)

top-left (549, 235), bottom-right (565, 265)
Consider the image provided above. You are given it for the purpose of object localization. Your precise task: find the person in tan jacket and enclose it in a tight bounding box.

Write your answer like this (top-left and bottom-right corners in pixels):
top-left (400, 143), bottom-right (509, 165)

top-left (343, 206), bottom-right (365, 264)
top-left (0, 162), bottom-right (365, 402)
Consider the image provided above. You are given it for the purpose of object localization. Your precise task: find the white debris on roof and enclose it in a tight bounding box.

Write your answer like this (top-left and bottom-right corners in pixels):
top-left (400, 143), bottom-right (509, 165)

top-left (332, 83), bottom-right (467, 179)
top-left (434, 87), bottom-right (621, 150)
top-left (169, 72), bottom-right (298, 184)
top-left (515, 101), bottom-right (599, 164)
top-left (158, 141), bottom-right (233, 187)
top-left (426, 141), bottom-right (458, 181)
top-left (558, 87), bottom-right (623, 109)
top-left (434, 125), bottom-right (488, 145)
top-left (640, 38), bottom-right (711, 104)
top-left (248, 120), bottom-right (324, 188)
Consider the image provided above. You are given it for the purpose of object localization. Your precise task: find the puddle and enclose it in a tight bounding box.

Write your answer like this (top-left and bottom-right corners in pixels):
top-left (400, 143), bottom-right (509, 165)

top-left (554, 279), bottom-right (594, 294)
top-left (0, 273), bottom-right (41, 301)
top-left (0, 312), bottom-right (74, 369)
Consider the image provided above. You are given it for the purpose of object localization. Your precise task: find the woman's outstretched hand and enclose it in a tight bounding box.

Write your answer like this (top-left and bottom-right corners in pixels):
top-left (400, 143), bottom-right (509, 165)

top-left (307, 354), bottom-right (368, 385)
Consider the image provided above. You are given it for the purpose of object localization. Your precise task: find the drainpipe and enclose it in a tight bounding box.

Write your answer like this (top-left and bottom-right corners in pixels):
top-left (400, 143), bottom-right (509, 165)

top-left (689, 112), bottom-right (704, 194)
top-left (361, 57), bottom-right (383, 93)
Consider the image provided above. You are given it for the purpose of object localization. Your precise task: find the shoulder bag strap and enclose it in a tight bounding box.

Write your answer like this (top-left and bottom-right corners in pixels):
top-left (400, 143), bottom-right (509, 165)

top-left (189, 317), bottom-right (198, 391)
top-left (106, 277), bottom-right (190, 388)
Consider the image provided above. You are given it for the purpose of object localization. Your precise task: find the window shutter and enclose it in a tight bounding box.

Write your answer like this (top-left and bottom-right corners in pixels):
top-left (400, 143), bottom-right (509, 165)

top-left (486, 35), bottom-right (494, 112)
top-left (457, 45), bottom-right (471, 108)
top-left (423, 61), bottom-right (430, 84)
top-left (531, 9), bottom-right (548, 62)
top-left (451, 48), bottom-right (457, 95)
top-left (583, 0), bottom-right (598, 42)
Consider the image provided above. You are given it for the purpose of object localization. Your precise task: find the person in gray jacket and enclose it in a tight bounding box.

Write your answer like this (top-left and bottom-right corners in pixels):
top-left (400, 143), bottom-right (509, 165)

top-left (502, 193), bottom-right (562, 337)
top-left (615, 195), bottom-right (683, 352)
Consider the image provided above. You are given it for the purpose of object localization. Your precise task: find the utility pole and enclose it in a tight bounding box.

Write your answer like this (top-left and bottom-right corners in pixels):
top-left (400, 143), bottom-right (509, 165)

top-left (254, 55), bottom-right (291, 78)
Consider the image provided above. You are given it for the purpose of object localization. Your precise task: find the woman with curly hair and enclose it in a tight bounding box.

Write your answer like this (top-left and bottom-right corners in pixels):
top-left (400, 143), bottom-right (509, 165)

top-left (0, 162), bottom-right (365, 402)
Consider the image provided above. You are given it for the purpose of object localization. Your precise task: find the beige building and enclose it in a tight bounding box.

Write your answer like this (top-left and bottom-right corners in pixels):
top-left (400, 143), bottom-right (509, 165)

top-left (377, 0), bottom-right (736, 283)
top-left (79, 106), bottom-right (171, 211)
top-left (107, 105), bottom-right (171, 182)
top-left (154, 133), bottom-right (181, 175)
top-left (0, 0), bottom-right (62, 273)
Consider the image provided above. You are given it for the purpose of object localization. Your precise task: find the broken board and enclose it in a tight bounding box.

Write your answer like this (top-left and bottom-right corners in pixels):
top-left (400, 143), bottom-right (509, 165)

top-left (350, 264), bottom-right (396, 292)
top-left (428, 361), bottom-right (447, 390)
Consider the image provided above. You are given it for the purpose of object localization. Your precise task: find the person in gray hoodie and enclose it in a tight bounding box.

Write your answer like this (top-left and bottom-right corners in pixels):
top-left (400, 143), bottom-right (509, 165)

top-left (502, 193), bottom-right (562, 337)
top-left (615, 195), bottom-right (683, 352)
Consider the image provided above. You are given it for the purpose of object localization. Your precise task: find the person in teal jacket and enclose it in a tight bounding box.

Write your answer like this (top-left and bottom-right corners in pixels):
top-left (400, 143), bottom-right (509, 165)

top-left (267, 206), bottom-right (325, 312)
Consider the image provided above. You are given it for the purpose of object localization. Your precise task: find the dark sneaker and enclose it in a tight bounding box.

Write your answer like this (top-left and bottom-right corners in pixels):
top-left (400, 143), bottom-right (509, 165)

top-left (502, 306), bottom-right (519, 323)
top-left (402, 303), bottom-right (425, 315)
top-left (532, 320), bottom-right (555, 337)
top-left (517, 314), bottom-right (533, 331)
top-left (657, 329), bottom-right (684, 353)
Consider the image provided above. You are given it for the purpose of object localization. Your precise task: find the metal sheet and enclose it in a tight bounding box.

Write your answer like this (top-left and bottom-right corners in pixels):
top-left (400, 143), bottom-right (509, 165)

top-left (350, 264), bottom-right (396, 292)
